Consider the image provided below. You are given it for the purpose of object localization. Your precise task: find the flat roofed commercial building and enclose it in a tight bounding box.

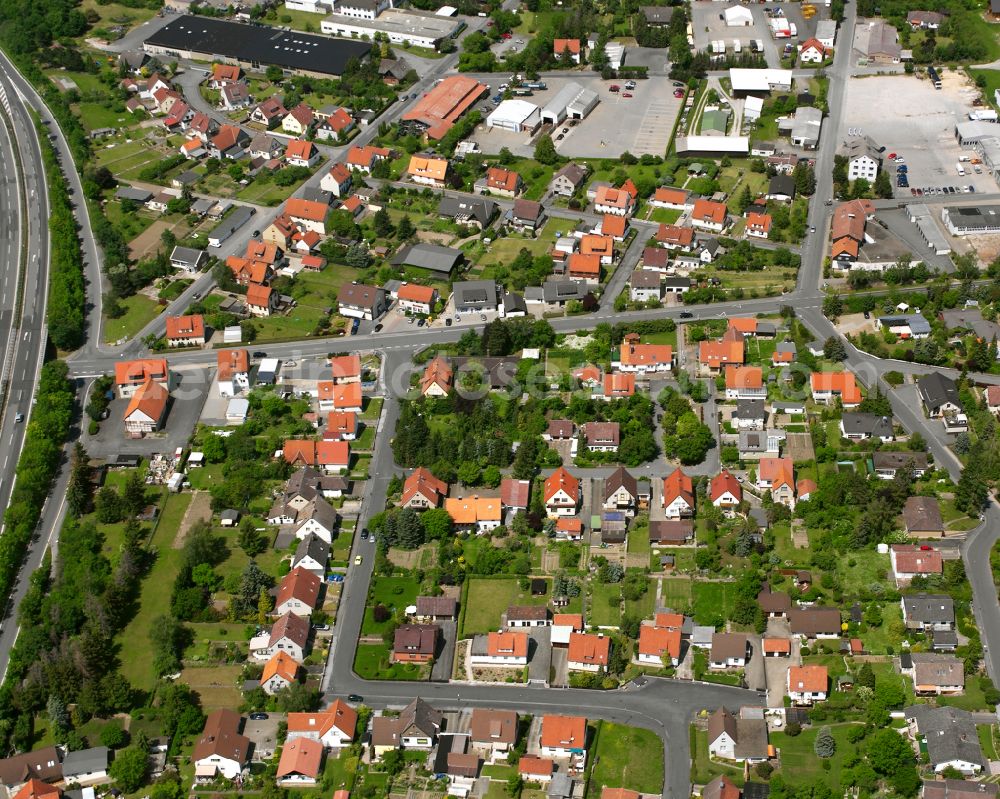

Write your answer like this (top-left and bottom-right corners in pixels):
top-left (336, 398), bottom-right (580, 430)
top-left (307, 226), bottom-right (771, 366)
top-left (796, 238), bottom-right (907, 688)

top-left (675, 135), bottom-right (750, 156)
top-left (400, 75), bottom-right (488, 139)
top-left (321, 8), bottom-right (464, 49)
top-left (144, 16), bottom-right (371, 78)
top-left (942, 205), bottom-right (1000, 236)
top-left (539, 82), bottom-right (599, 125)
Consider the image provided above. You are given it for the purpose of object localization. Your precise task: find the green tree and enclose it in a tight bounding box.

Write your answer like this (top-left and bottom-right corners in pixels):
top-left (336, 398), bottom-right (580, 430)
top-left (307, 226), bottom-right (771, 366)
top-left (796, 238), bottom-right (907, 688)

top-left (873, 169), bottom-right (893, 199)
top-left (814, 726), bottom-right (836, 758)
top-left (397, 215), bottom-right (415, 240)
top-left (238, 520), bottom-right (267, 557)
top-left (534, 135), bottom-right (558, 165)
top-left (373, 207), bottom-right (394, 238)
top-left (109, 746), bottom-right (149, 793)
top-left (823, 336), bottom-right (846, 361)
top-left (867, 727), bottom-right (913, 774)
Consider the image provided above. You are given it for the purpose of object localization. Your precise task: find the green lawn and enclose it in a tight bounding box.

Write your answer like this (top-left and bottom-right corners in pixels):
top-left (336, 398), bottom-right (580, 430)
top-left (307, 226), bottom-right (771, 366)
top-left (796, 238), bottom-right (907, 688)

top-left (479, 217), bottom-right (577, 267)
top-left (587, 722), bottom-right (664, 797)
top-left (771, 722), bottom-right (860, 785)
top-left (624, 578), bottom-right (656, 619)
top-left (590, 581), bottom-right (622, 627)
top-left (118, 492), bottom-right (192, 690)
top-left (642, 329), bottom-right (678, 347)
top-left (646, 207), bottom-right (682, 225)
top-left (274, 3), bottom-right (326, 31)
top-left (75, 102), bottom-right (133, 131)
top-left (979, 725), bottom-right (999, 761)
top-left (692, 582), bottom-right (736, 626)
top-left (104, 293), bottom-right (161, 344)
top-left (362, 575), bottom-right (420, 635)
top-left (353, 643), bottom-right (427, 680)
top-left (661, 577), bottom-right (693, 610)
top-left (463, 578), bottom-right (547, 636)
top-left (80, 0), bottom-right (158, 31)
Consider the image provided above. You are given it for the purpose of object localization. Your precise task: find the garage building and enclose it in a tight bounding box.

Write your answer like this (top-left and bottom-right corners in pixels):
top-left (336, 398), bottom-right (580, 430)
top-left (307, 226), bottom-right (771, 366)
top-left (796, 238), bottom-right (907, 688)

top-left (675, 135), bottom-right (750, 156)
top-left (725, 6), bottom-right (754, 26)
top-left (729, 68), bottom-right (793, 96)
top-left (486, 99), bottom-right (541, 132)
top-left (540, 82), bottom-right (599, 125)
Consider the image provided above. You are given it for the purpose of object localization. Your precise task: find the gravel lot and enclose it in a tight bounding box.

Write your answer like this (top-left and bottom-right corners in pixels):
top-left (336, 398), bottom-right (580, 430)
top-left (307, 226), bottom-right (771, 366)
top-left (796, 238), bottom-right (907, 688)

top-left (691, 2), bottom-right (780, 68)
top-left (842, 72), bottom-right (999, 195)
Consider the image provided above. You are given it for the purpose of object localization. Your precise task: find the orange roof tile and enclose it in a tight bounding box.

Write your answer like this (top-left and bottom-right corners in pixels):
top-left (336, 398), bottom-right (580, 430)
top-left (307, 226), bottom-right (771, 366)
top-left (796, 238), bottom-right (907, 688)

top-left (487, 631), bottom-right (528, 658)
top-left (408, 155), bottom-right (449, 182)
top-left (710, 469), bottom-right (743, 503)
top-left (285, 138), bottom-right (317, 161)
top-left (601, 214), bottom-right (626, 237)
top-left (638, 625), bottom-right (681, 660)
top-left (567, 632), bottom-right (610, 666)
top-left (699, 340), bottom-right (744, 366)
top-left (124, 378), bottom-right (168, 423)
top-left (810, 371), bottom-right (861, 404)
top-left (445, 495), bottom-right (502, 524)
top-left (692, 199), bottom-right (727, 224)
top-left (788, 664), bottom-right (828, 693)
top-left (759, 457), bottom-right (795, 490)
top-left (115, 358), bottom-right (169, 386)
top-left (277, 737), bottom-right (324, 779)
top-left (286, 197), bottom-right (329, 223)
top-left (165, 314), bottom-right (205, 341)
top-left (620, 342), bottom-right (673, 368)
top-left (568, 253), bottom-right (601, 276)
top-left (398, 283), bottom-right (437, 304)
top-left (725, 365), bottom-right (762, 389)
top-left (544, 467), bottom-right (579, 504)
top-left (262, 650), bottom-right (301, 684)
top-left (540, 715), bottom-right (587, 750)
top-left (603, 372), bottom-right (635, 397)
top-left (662, 468), bottom-right (694, 508)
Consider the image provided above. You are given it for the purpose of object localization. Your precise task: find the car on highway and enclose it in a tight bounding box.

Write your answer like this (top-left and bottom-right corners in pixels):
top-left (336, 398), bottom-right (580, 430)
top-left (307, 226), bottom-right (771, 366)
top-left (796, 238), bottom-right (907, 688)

top-left (249, 713), bottom-right (268, 720)
top-left (360, 528), bottom-right (369, 540)
top-left (14, 413), bottom-right (23, 423)
top-left (354, 555), bottom-right (362, 566)
top-left (348, 694), bottom-right (363, 702)
top-left (809, 226), bottom-right (816, 232)
top-left (679, 311), bottom-right (693, 318)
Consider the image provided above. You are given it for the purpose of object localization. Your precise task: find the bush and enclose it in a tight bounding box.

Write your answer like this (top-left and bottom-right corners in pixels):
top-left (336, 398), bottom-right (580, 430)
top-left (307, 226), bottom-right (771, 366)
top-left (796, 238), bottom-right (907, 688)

top-left (372, 604), bottom-right (391, 623)
top-left (755, 762), bottom-right (773, 779)
top-left (785, 721), bottom-right (801, 737)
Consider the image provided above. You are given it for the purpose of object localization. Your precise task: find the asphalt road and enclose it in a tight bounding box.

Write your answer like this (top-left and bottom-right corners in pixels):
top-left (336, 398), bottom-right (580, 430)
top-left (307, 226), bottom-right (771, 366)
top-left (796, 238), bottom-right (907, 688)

top-left (0, 57), bottom-right (69, 679)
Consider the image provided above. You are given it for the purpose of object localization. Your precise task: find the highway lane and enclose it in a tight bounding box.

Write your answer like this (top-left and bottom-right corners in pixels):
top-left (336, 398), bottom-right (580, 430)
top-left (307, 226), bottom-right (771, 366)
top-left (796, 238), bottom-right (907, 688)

top-left (0, 61), bottom-right (66, 680)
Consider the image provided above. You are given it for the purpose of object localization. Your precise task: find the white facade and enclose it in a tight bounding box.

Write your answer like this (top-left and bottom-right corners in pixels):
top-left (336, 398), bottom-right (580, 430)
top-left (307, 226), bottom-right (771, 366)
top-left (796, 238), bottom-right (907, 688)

top-left (848, 154), bottom-right (880, 181)
top-left (195, 754), bottom-right (243, 781)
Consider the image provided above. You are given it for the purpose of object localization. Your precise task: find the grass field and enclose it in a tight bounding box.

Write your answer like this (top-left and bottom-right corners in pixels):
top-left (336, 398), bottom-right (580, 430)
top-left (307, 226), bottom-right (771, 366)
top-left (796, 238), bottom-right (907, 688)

top-left (362, 575), bottom-right (420, 635)
top-left (646, 207), bottom-right (683, 225)
top-left (118, 492), bottom-right (192, 690)
top-left (354, 643), bottom-right (427, 680)
top-left (661, 577), bottom-right (693, 610)
top-left (692, 581), bottom-right (736, 625)
top-left (178, 664), bottom-right (243, 711)
top-left (104, 293), bottom-right (161, 344)
top-left (587, 722), bottom-right (664, 797)
top-left (771, 722), bottom-right (859, 785)
top-left (463, 578), bottom-right (547, 635)
top-left (590, 581), bottom-right (622, 627)
top-left (479, 217), bottom-right (577, 266)
top-left (76, 102), bottom-right (133, 131)
top-left (624, 578), bottom-right (657, 618)
top-left (80, 0), bottom-right (158, 31)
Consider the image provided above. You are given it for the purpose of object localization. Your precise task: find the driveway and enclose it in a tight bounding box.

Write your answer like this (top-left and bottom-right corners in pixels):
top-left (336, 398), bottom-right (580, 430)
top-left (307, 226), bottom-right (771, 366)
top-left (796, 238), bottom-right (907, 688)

top-left (244, 714), bottom-right (282, 761)
top-left (743, 634), bottom-right (766, 692)
top-left (763, 641), bottom-right (801, 708)
top-left (432, 620), bottom-right (457, 682)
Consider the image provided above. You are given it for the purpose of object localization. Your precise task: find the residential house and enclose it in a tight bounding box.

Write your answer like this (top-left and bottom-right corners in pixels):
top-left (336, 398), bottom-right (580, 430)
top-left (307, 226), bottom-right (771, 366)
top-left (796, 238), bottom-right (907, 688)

top-left (767, 175), bottom-right (796, 202)
top-left (445, 495), bottom-right (502, 534)
top-left (438, 196), bottom-right (496, 229)
top-left (338, 283), bottom-right (387, 320)
top-left (274, 567), bottom-right (322, 617)
top-left (757, 457), bottom-right (795, 507)
top-left (414, 596), bottom-right (458, 622)
top-left (402, 467), bottom-right (448, 509)
top-left (192, 710), bottom-right (251, 781)
top-left (614, 341), bottom-right (673, 374)
top-left (918, 373), bottom-right (961, 418)
top-left (902, 495), bottom-right (945, 538)
top-left (286, 700), bottom-right (358, 749)
top-left (661, 468), bottom-right (694, 519)
top-left (246, 283), bottom-right (277, 317)
top-left (370, 698), bottom-right (442, 757)
top-left (706, 707), bottom-right (769, 763)
top-left (840, 412), bottom-right (894, 442)
top-left (757, 586), bottom-right (791, 618)
top-left (470, 631), bottom-right (529, 668)
top-left (846, 138), bottom-right (882, 182)
top-left (476, 166), bottom-right (523, 198)
top-left (291, 534), bottom-right (330, 578)
top-left (123, 379), bottom-right (169, 437)
top-left (745, 212), bottom-right (772, 239)
top-left (566, 253), bottom-right (601, 284)
top-left (567, 632), bottom-right (610, 672)
top-left (890, 544), bottom-right (943, 586)
top-left (408, 155), bottom-right (449, 187)
top-left (420, 355), bottom-right (453, 397)
top-left (320, 163), bottom-right (353, 197)
top-left (733, 399), bottom-right (766, 430)
top-left (539, 716), bottom-right (588, 758)
top-left (593, 181), bottom-right (637, 216)
top-left (550, 162), bottom-right (588, 196)
top-left (509, 198), bottom-right (545, 233)
top-left (637, 623), bottom-right (682, 667)
top-left (691, 199), bottom-right (729, 232)
top-left (260, 650), bottom-right (301, 695)
top-left (469, 709), bottom-right (517, 756)
top-left (553, 38), bottom-right (582, 62)
top-left (249, 134), bottom-right (284, 161)
top-left (724, 366), bottom-right (765, 400)
top-left (921, 780), bottom-right (998, 799)
top-left (905, 706), bottom-right (984, 775)
top-left (501, 478), bottom-right (531, 515)
top-left (115, 358), bottom-right (170, 398)
top-left (699, 340), bottom-right (744, 374)
top-left (651, 186), bottom-right (692, 210)
top-left (165, 314), bottom-right (205, 347)
top-left (209, 125), bottom-right (248, 159)
top-left (902, 594), bottom-right (954, 631)
top-left (798, 37), bottom-right (827, 62)
top-left (810, 371), bottom-right (862, 407)
top-left (397, 283), bottom-right (438, 315)
top-left (787, 665), bottom-right (828, 705)
top-left (630, 269), bottom-right (662, 302)
top-left (788, 608), bottom-right (842, 639)
top-left (603, 467), bottom-right (638, 515)
top-left (286, 197), bottom-right (330, 235)
top-left (584, 421), bottom-right (619, 452)
top-left (506, 606), bottom-right (550, 628)
top-left (250, 97), bottom-right (287, 128)
top-left (655, 223), bottom-right (695, 251)
top-left (544, 467), bottom-right (580, 517)
top-left (392, 625), bottom-right (439, 664)
top-left (603, 372), bottom-right (635, 399)
top-left (710, 633), bottom-right (749, 669)
top-left (60, 747), bottom-right (110, 786)
top-left (250, 612), bottom-right (311, 661)
top-left (277, 738), bottom-right (324, 786)
top-left (906, 654), bottom-right (965, 696)
top-left (220, 82), bottom-right (251, 109)
top-left (0, 749), bottom-right (62, 789)
top-left (347, 144), bottom-right (391, 173)
top-left (518, 756), bottom-right (554, 782)
top-left (710, 470), bottom-right (743, 512)
top-left (286, 139), bottom-right (320, 168)
top-left (649, 520), bottom-right (694, 547)
top-left (873, 451), bottom-right (929, 480)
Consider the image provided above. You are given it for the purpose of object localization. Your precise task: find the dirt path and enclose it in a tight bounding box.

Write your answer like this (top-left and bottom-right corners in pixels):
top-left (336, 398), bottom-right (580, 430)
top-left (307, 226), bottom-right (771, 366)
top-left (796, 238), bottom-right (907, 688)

top-left (173, 490), bottom-right (213, 549)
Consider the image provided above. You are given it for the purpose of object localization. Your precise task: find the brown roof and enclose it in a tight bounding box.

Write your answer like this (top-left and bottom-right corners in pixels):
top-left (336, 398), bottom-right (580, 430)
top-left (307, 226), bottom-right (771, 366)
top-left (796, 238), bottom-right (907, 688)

top-left (902, 495), bottom-right (943, 532)
top-left (513, 198), bottom-right (543, 222)
top-left (832, 199), bottom-right (873, 242)
top-left (470, 709), bottom-right (517, 745)
top-left (0, 748), bottom-right (62, 787)
top-left (501, 478), bottom-right (530, 508)
top-left (702, 776), bottom-right (741, 799)
top-left (892, 544), bottom-right (943, 575)
top-left (707, 707), bottom-right (738, 746)
top-left (276, 566), bottom-right (322, 610)
top-left (922, 781), bottom-right (999, 799)
top-left (788, 607), bottom-right (842, 637)
top-left (269, 612), bottom-right (311, 648)
top-left (585, 421), bottom-right (620, 447)
top-left (393, 624), bottom-right (438, 656)
top-left (507, 605), bottom-right (549, 622)
top-left (757, 586), bottom-right (791, 614)
top-left (711, 633), bottom-right (749, 661)
top-left (192, 709), bottom-right (251, 766)
top-left (338, 283), bottom-right (383, 309)
top-left (648, 520), bottom-right (694, 544)
top-left (913, 656), bottom-right (964, 688)
top-left (519, 756), bottom-right (554, 777)
top-left (415, 595), bottom-right (457, 617)
top-left (401, 75), bottom-right (487, 139)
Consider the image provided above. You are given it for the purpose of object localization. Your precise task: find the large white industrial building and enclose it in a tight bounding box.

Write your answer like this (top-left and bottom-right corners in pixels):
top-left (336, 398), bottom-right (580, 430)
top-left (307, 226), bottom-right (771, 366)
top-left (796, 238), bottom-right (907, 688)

top-left (486, 99), bottom-right (541, 132)
top-left (539, 82), bottom-right (599, 125)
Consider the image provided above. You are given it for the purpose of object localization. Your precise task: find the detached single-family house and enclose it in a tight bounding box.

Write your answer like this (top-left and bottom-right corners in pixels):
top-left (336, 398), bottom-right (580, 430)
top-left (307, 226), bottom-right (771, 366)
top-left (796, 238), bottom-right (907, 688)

top-left (710, 633), bottom-right (749, 670)
top-left (286, 699), bottom-right (358, 749)
top-left (661, 468), bottom-right (694, 519)
top-left (544, 467), bottom-right (580, 517)
top-left (192, 710), bottom-right (251, 781)
top-left (706, 707), bottom-right (769, 764)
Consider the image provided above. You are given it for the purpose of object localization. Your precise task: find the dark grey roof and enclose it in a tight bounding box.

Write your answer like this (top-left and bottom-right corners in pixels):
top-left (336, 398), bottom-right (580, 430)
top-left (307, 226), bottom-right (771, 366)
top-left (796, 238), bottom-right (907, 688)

top-left (174, 169), bottom-right (200, 185)
top-left (144, 15), bottom-right (372, 78)
top-left (902, 495), bottom-right (943, 532)
top-left (170, 245), bottom-right (205, 266)
top-left (902, 594), bottom-right (954, 624)
top-left (604, 467), bottom-right (637, 502)
top-left (552, 161), bottom-right (588, 187)
top-left (841, 412), bottom-right (893, 438)
top-left (932, 629), bottom-right (959, 648)
top-left (543, 280), bottom-right (588, 303)
top-left (630, 270), bottom-right (661, 289)
top-left (454, 279), bottom-right (498, 308)
top-left (294, 532), bottom-right (330, 566)
top-left (663, 277), bottom-right (692, 288)
top-left (923, 780), bottom-right (998, 799)
top-left (438, 196), bottom-right (497, 227)
top-left (209, 205), bottom-right (254, 240)
top-left (398, 697), bottom-right (442, 738)
top-left (391, 243), bottom-right (464, 274)
top-left (774, 341), bottom-right (797, 357)
top-left (301, 187), bottom-right (333, 206)
top-left (872, 451), bottom-right (929, 471)
top-left (220, 509), bottom-right (240, 522)
top-left (512, 198), bottom-right (543, 222)
top-left (379, 56), bottom-right (412, 79)
top-left (905, 706), bottom-right (983, 768)
top-left (735, 399), bottom-right (766, 420)
top-left (116, 186), bottom-right (153, 203)
top-left (917, 372), bottom-right (960, 412)
top-left (502, 291), bottom-right (527, 314)
top-left (641, 5), bottom-right (675, 23)
top-left (768, 175), bottom-right (796, 197)
top-left (62, 747), bottom-right (109, 778)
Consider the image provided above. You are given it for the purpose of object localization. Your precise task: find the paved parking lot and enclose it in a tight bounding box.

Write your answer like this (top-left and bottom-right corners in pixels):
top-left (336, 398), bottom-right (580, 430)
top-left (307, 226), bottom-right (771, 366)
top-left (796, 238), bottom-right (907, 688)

top-left (691, 2), bottom-right (780, 68)
top-left (468, 75), bottom-right (683, 157)
top-left (842, 72), bottom-right (999, 195)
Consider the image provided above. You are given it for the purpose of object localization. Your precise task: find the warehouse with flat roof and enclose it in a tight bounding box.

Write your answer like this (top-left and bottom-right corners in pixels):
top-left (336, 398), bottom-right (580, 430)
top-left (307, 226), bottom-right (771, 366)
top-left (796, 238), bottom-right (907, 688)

top-left (320, 8), bottom-right (464, 49)
top-left (675, 135), bottom-right (750, 156)
top-left (941, 205), bottom-right (1000, 236)
top-left (144, 16), bottom-right (371, 78)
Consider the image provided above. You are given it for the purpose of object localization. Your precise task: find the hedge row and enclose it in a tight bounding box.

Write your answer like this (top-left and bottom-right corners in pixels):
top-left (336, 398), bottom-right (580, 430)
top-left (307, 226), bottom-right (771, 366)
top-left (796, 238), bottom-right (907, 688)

top-left (36, 118), bottom-right (86, 351)
top-left (0, 360), bottom-right (74, 604)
